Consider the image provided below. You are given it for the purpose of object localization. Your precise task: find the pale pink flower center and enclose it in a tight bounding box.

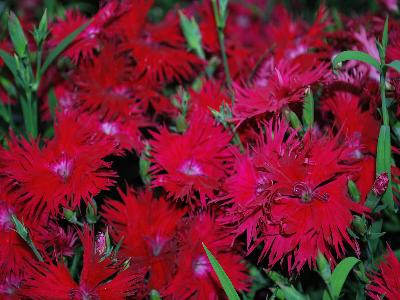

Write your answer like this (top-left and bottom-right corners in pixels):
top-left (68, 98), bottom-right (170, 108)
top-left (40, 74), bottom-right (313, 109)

top-left (193, 255), bottom-right (211, 277)
top-left (0, 202), bottom-right (14, 231)
top-left (179, 159), bottom-right (204, 176)
top-left (50, 155), bottom-right (73, 181)
top-left (101, 122), bottom-right (119, 136)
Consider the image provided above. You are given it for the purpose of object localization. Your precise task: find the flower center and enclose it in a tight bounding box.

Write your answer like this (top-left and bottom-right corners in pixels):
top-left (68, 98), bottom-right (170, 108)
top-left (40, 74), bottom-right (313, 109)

top-left (101, 122), bottom-right (119, 136)
top-left (179, 159), bottom-right (204, 176)
top-left (147, 234), bottom-right (168, 256)
top-left (193, 255), bottom-right (211, 277)
top-left (293, 182), bottom-right (329, 203)
top-left (50, 154), bottom-right (73, 181)
top-left (0, 202), bottom-right (14, 231)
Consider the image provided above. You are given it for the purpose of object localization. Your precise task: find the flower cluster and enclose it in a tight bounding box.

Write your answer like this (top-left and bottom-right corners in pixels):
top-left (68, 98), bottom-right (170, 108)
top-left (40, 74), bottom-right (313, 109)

top-left (0, 0), bottom-right (400, 299)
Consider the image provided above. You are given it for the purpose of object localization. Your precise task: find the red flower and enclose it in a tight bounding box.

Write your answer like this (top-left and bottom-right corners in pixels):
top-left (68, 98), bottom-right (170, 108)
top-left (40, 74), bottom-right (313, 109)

top-left (0, 187), bottom-right (37, 278)
top-left (367, 247), bottom-right (400, 300)
top-left (49, 10), bottom-right (99, 64)
top-left (74, 43), bottom-right (141, 119)
top-left (150, 115), bottom-right (236, 208)
top-left (233, 59), bottom-right (327, 125)
top-left (22, 226), bottom-right (143, 299)
top-left (223, 120), bottom-right (367, 272)
top-left (1, 113), bottom-right (116, 218)
top-left (35, 222), bottom-right (77, 258)
top-left (0, 272), bottom-right (24, 300)
top-left (102, 188), bottom-right (184, 291)
top-left (165, 215), bottom-right (249, 299)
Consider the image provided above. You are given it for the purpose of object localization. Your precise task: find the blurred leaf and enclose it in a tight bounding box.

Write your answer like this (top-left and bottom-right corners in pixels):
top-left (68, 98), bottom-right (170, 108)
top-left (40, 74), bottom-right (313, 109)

top-left (179, 11), bottom-right (205, 59)
top-left (268, 271), bottom-right (309, 300)
top-left (40, 18), bottom-right (93, 76)
top-left (322, 257), bottom-right (360, 300)
top-left (376, 125), bottom-right (393, 210)
top-left (332, 50), bottom-right (380, 71)
top-left (203, 243), bottom-right (240, 300)
top-left (387, 60), bottom-right (400, 73)
top-left (317, 252), bottom-right (331, 282)
top-left (33, 9), bottom-right (48, 47)
top-left (381, 16), bottom-right (389, 51)
top-left (0, 49), bottom-right (18, 78)
top-left (303, 89), bottom-right (314, 128)
top-left (150, 290), bottom-right (161, 300)
top-left (8, 11), bottom-right (28, 57)
top-left (348, 179), bottom-right (361, 202)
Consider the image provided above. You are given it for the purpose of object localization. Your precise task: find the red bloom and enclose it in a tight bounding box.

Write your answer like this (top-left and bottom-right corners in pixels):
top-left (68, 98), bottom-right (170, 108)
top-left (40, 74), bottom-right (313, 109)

top-left (150, 115), bottom-right (236, 208)
top-left (223, 120), bottom-right (367, 272)
top-left (0, 187), bottom-right (37, 278)
top-left (233, 59), bottom-right (327, 125)
top-left (49, 10), bottom-right (100, 64)
top-left (165, 215), bottom-right (249, 299)
top-left (35, 222), bottom-right (77, 258)
top-left (23, 226), bottom-right (143, 299)
top-left (1, 113), bottom-right (116, 218)
top-left (74, 43), bottom-right (141, 119)
top-left (102, 188), bottom-right (184, 291)
top-left (367, 247), bottom-right (400, 300)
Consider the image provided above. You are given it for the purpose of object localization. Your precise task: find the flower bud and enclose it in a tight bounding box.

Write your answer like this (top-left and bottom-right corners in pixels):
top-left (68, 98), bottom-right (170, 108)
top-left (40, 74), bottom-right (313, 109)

top-left (372, 172), bottom-right (389, 196)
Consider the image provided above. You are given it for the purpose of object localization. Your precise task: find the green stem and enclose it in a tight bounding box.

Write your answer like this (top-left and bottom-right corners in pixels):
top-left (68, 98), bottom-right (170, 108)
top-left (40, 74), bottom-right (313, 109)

top-left (29, 241), bottom-right (44, 262)
top-left (380, 69), bottom-right (389, 126)
top-left (70, 247), bottom-right (82, 280)
top-left (211, 0), bottom-right (234, 105)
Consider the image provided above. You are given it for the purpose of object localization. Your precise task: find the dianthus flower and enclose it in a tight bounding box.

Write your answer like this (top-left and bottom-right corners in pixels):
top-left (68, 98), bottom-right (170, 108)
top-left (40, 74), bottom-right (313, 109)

top-left (150, 115), bottom-right (236, 208)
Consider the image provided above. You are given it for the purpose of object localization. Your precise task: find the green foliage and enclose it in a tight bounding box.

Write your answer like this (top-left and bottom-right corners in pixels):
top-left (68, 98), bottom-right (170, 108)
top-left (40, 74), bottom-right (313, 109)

top-left (202, 243), bottom-right (240, 300)
top-left (322, 257), bottom-right (360, 300)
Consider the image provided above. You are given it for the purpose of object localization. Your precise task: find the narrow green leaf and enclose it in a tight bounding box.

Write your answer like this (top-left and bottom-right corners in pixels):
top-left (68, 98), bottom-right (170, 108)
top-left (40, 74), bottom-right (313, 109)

top-left (0, 49), bottom-right (18, 78)
top-left (322, 257), bottom-right (360, 300)
top-left (179, 11), bottom-right (205, 59)
top-left (150, 290), bottom-right (161, 300)
top-left (382, 16), bottom-right (389, 51)
top-left (332, 50), bottom-right (380, 71)
top-left (202, 243), bottom-right (240, 300)
top-left (40, 19), bottom-right (93, 76)
top-left (348, 179), bottom-right (361, 202)
top-left (8, 11), bottom-right (28, 57)
top-left (317, 252), bottom-right (332, 282)
top-left (268, 271), bottom-right (309, 300)
top-left (303, 89), bottom-right (314, 128)
top-left (387, 60), bottom-right (400, 73)
top-left (376, 125), bottom-right (393, 210)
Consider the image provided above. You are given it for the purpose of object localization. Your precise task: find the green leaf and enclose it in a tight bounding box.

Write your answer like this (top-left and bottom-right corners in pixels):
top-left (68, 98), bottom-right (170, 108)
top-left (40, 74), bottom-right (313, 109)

top-left (40, 18), bottom-right (93, 76)
top-left (8, 11), bottom-right (28, 57)
top-left (0, 49), bottom-right (18, 78)
top-left (382, 16), bottom-right (389, 51)
top-left (322, 257), bottom-right (360, 300)
top-left (179, 11), bottom-right (205, 59)
top-left (317, 252), bottom-right (332, 282)
top-left (303, 89), bottom-right (314, 128)
top-left (386, 60), bottom-right (400, 73)
top-left (368, 220), bottom-right (383, 260)
top-left (348, 179), bottom-right (361, 202)
top-left (202, 243), bottom-right (240, 300)
top-left (150, 290), bottom-right (161, 300)
top-left (33, 9), bottom-right (48, 46)
top-left (332, 50), bottom-right (380, 71)
top-left (11, 214), bottom-right (44, 262)
top-left (376, 125), bottom-right (393, 210)
top-left (268, 271), bottom-right (309, 300)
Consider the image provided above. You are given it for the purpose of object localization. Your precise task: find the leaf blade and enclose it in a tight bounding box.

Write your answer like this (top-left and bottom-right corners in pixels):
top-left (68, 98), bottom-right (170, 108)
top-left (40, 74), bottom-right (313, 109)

top-left (202, 243), bottom-right (240, 300)
top-left (40, 18), bottom-right (93, 76)
top-left (332, 50), bottom-right (380, 71)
